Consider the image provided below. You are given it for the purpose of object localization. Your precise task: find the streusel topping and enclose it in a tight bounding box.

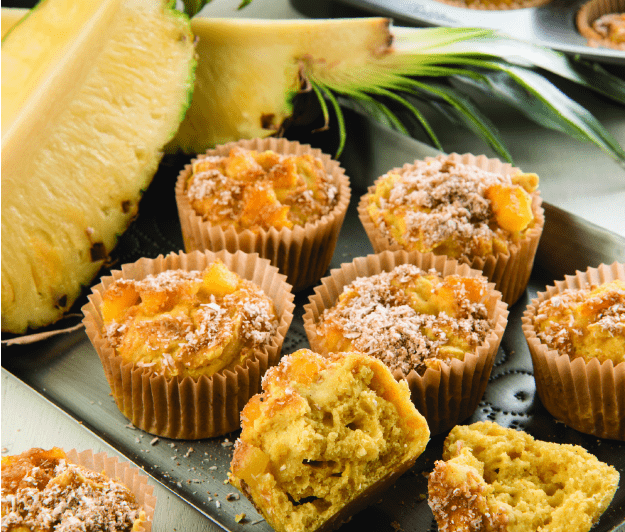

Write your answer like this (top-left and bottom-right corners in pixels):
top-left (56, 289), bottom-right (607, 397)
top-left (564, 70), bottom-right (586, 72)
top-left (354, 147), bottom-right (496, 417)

top-left (186, 147), bottom-right (338, 231)
top-left (533, 279), bottom-right (625, 364)
top-left (100, 260), bottom-right (279, 378)
top-left (1, 448), bottom-right (141, 532)
top-left (315, 264), bottom-right (494, 375)
top-left (367, 155), bottom-right (538, 259)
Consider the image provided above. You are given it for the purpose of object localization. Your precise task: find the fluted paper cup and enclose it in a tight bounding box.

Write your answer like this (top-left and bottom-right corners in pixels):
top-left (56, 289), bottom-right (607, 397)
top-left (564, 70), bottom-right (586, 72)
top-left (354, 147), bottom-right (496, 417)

top-left (176, 137), bottom-right (351, 292)
top-left (82, 249), bottom-right (294, 439)
top-left (303, 249), bottom-right (509, 435)
top-left (522, 262), bottom-right (625, 440)
top-left (358, 153), bottom-right (544, 307)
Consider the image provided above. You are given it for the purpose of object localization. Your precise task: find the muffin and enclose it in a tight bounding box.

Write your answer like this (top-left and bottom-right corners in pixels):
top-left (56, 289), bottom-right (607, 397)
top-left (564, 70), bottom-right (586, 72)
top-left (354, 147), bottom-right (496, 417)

top-left (577, 0), bottom-right (625, 51)
top-left (176, 137), bottom-right (351, 291)
top-left (82, 249), bottom-right (294, 439)
top-left (428, 421), bottom-right (620, 532)
top-left (303, 250), bottom-right (509, 435)
top-left (359, 153), bottom-right (544, 306)
top-left (432, 0), bottom-right (552, 9)
top-left (522, 261), bottom-right (625, 440)
top-left (1, 447), bottom-right (156, 531)
top-left (228, 349), bottom-right (430, 532)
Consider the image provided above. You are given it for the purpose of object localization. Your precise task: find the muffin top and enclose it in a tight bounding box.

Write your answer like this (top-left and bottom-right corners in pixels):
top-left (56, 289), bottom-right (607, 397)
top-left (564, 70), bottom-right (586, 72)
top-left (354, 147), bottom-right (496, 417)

top-left (100, 259), bottom-right (279, 378)
top-left (533, 279), bottom-right (625, 364)
top-left (1, 447), bottom-right (143, 532)
top-left (314, 263), bottom-right (495, 375)
top-left (185, 147), bottom-right (339, 232)
top-left (366, 155), bottom-right (539, 260)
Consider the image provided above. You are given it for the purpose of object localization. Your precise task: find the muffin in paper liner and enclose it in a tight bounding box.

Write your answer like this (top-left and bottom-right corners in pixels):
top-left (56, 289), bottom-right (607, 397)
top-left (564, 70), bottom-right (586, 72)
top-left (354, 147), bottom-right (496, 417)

top-left (175, 137), bottom-right (351, 292)
top-left (82, 249), bottom-right (295, 440)
top-left (1, 447), bottom-right (156, 531)
top-left (432, 0), bottom-right (551, 9)
top-left (576, 0), bottom-right (625, 51)
top-left (302, 249), bottom-right (509, 435)
top-left (66, 448), bottom-right (157, 532)
top-left (358, 152), bottom-right (544, 307)
top-left (522, 262), bottom-right (625, 440)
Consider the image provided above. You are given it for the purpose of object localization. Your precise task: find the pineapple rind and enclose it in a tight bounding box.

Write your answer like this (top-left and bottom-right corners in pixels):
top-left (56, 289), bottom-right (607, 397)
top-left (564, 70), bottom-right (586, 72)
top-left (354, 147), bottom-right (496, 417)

top-left (1, 7), bottom-right (28, 40)
top-left (1, 0), bottom-right (196, 333)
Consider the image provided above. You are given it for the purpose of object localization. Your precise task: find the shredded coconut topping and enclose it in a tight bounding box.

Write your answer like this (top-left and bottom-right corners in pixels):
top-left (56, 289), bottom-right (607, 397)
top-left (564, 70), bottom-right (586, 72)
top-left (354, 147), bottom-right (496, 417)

top-left (186, 147), bottom-right (338, 231)
top-left (369, 155), bottom-right (533, 258)
top-left (2, 453), bottom-right (140, 532)
top-left (316, 264), bottom-right (492, 375)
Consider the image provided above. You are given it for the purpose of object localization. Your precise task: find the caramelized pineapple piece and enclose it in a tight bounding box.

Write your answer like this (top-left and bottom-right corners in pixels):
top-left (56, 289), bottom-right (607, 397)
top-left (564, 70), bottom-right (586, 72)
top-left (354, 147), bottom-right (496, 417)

top-left (486, 184), bottom-right (534, 233)
top-left (240, 185), bottom-right (293, 230)
top-left (101, 283), bottom-right (139, 322)
top-left (224, 148), bottom-right (263, 181)
top-left (201, 260), bottom-right (240, 297)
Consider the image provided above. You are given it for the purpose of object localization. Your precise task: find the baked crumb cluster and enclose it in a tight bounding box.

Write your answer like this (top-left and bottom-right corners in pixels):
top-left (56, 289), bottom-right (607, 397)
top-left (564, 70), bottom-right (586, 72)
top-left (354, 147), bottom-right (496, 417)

top-left (533, 279), bottom-right (625, 364)
top-left (228, 349), bottom-right (429, 532)
top-left (185, 147), bottom-right (338, 231)
top-left (100, 260), bottom-right (278, 378)
top-left (1, 448), bottom-right (142, 532)
top-left (367, 155), bottom-right (539, 259)
top-left (314, 264), bottom-right (493, 375)
top-left (428, 422), bottom-right (619, 532)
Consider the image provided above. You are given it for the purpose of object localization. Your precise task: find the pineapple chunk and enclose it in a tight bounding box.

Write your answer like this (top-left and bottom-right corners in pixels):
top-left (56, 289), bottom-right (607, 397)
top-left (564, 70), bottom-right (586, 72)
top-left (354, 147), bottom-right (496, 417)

top-left (100, 283), bottom-right (140, 323)
top-left (201, 260), bottom-right (240, 297)
top-left (1, 0), bottom-right (195, 333)
top-left (485, 184), bottom-right (534, 233)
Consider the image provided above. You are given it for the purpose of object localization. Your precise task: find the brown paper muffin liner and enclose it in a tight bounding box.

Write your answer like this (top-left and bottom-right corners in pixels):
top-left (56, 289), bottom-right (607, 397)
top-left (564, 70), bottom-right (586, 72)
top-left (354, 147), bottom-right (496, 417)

top-left (66, 448), bottom-right (156, 532)
top-left (175, 137), bottom-right (351, 292)
top-left (302, 249), bottom-right (509, 435)
top-left (82, 249), bottom-right (295, 440)
top-left (576, 0), bottom-right (625, 50)
top-left (432, 0), bottom-right (552, 9)
top-left (522, 261), bottom-right (625, 440)
top-left (358, 152), bottom-right (544, 307)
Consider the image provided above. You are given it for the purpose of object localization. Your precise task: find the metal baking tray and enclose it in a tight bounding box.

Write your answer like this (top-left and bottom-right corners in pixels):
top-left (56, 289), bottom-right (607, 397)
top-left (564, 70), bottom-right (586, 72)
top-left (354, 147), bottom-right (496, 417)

top-left (332, 0), bottom-right (625, 64)
top-left (2, 119), bottom-right (625, 531)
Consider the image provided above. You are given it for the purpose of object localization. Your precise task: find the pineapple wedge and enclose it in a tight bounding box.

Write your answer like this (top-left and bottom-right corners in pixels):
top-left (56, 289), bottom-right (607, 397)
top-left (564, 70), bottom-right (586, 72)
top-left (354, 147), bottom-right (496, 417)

top-left (1, 0), bottom-right (195, 334)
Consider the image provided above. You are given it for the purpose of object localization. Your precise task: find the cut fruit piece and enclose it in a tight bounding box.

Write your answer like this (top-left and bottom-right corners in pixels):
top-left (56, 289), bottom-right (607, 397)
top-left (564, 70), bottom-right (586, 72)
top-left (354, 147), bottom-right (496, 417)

top-left (1, 0), bottom-right (196, 333)
top-left (170, 17), bottom-right (625, 163)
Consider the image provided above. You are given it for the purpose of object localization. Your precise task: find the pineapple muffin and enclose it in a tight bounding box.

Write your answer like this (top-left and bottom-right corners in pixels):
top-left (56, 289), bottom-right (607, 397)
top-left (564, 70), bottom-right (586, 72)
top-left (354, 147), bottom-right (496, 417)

top-left (303, 250), bottom-right (508, 434)
top-left (522, 262), bottom-right (625, 440)
top-left (432, 0), bottom-right (552, 9)
top-left (83, 249), bottom-right (294, 439)
top-left (1, 447), bottom-right (155, 532)
top-left (228, 349), bottom-right (430, 532)
top-left (428, 422), bottom-right (619, 532)
top-left (577, 0), bottom-right (625, 51)
top-left (176, 137), bottom-right (351, 292)
top-left (359, 153), bottom-right (544, 305)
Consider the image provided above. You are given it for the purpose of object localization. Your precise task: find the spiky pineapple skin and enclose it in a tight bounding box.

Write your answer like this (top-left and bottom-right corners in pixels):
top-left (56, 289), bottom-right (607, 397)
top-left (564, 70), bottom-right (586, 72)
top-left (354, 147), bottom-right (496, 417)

top-left (170, 17), bottom-right (392, 154)
top-left (1, 0), bottom-right (196, 333)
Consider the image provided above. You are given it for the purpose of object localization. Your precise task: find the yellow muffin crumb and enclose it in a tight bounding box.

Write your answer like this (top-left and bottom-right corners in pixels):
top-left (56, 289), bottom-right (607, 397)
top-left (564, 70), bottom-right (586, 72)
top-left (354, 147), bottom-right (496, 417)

top-left (533, 279), bottom-right (625, 364)
top-left (185, 147), bottom-right (339, 232)
top-left (229, 349), bottom-right (430, 532)
top-left (366, 155), bottom-right (539, 260)
top-left (100, 259), bottom-right (279, 378)
top-left (314, 263), bottom-right (494, 375)
top-left (1, 448), bottom-right (145, 531)
top-left (428, 421), bottom-right (619, 532)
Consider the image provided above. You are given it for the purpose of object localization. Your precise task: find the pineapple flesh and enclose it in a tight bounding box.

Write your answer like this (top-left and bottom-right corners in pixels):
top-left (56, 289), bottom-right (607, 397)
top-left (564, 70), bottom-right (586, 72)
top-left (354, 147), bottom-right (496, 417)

top-left (1, 0), bottom-right (196, 333)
